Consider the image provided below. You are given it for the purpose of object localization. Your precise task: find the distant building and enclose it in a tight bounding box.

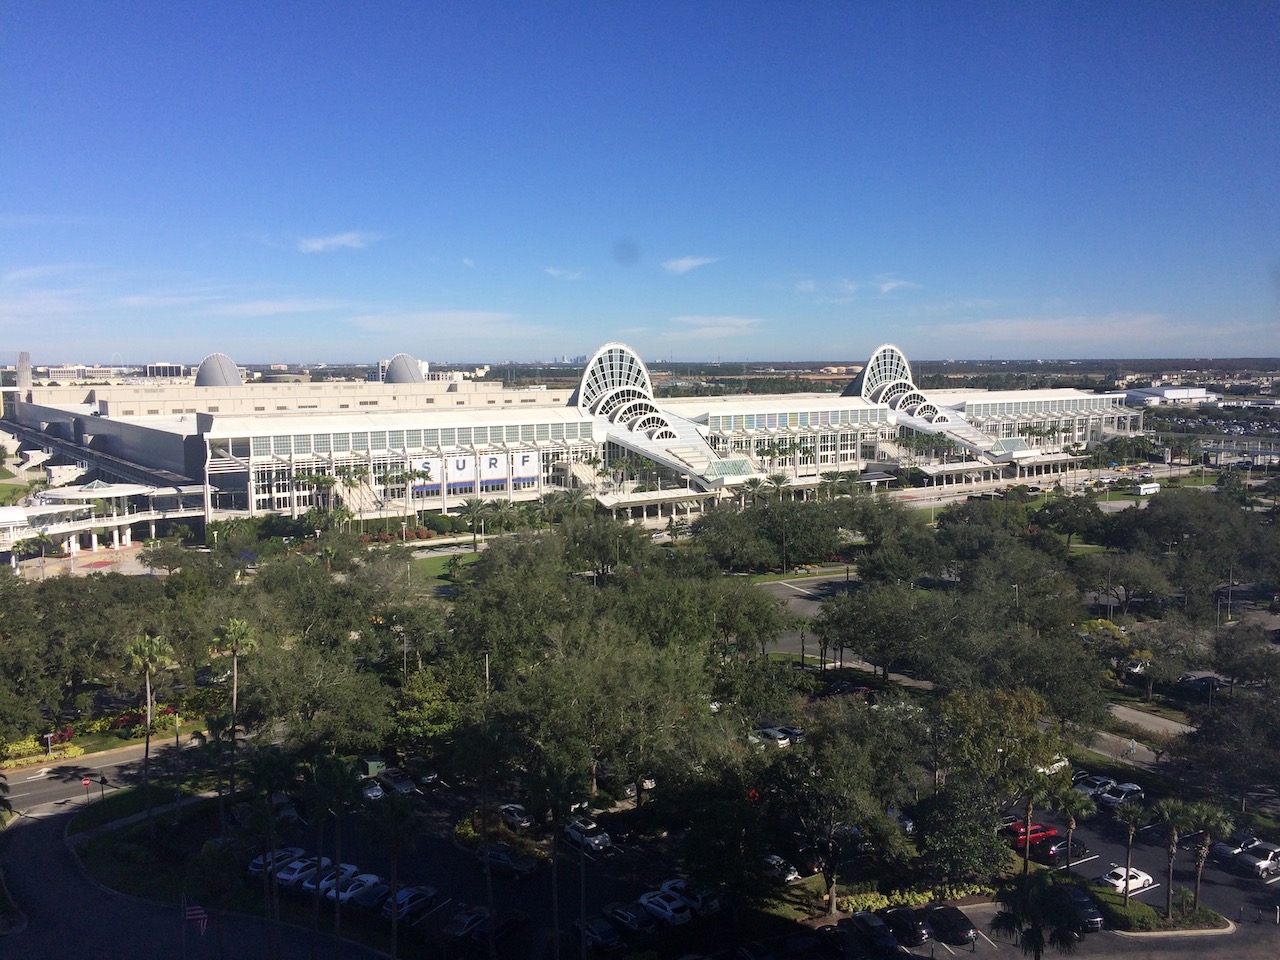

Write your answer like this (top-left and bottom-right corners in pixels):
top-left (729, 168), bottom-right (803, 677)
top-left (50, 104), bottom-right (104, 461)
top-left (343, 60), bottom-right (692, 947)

top-left (1125, 386), bottom-right (1218, 407)
top-left (4, 342), bottom-right (1139, 528)
top-left (145, 363), bottom-right (186, 379)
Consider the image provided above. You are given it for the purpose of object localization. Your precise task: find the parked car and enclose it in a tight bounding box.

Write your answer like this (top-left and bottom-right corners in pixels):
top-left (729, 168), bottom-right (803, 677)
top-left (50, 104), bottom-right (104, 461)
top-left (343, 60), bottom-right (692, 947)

top-left (637, 890), bottom-right (691, 926)
top-left (498, 803), bottom-right (533, 830)
top-left (840, 910), bottom-right (899, 958)
top-left (440, 904), bottom-right (490, 941)
top-left (380, 885), bottom-right (438, 922)
top-left (359, 777), bottom-right (385, 802)
top-left (326, 872), bottom-right (381, 904)
top-left (763, 854), bottom-right (800, 883)
top-left (1002, 822), bottom-right (1058, 848)
top-left (660, 878), bottom-right (722, 917)
top-left (475, 841), bottom-right (538, 879)
top-left (1059, 886), bottom-right (1104, 933)
top-left (925, 904), bottom-right (978, 944)
top-left (468, 910), bottom-right (529, 949)
top-left (1074, 775), bottom-right (1116, 798)
top-left (348, 878), bottom-right (392, 912)
top-left (604, 901), bottom-right (659, 938)
top-left (272, 855), bottom-right (329, 889)
top-left (564, 816), bottom-right (612, 853)
top-left (302, 862), bottom-right (357, 896)
top-left (775, 725), bottom-right (805, 744)
top-left (404, 756), bottom-right (439, 788)
top-left (1210, 831), bottom-right (1261, 863)
top-left (247, 846), bottom-right (305, 878)
top-left (756, 727), bottom-right (791, 748)
top-left (574, 916), bottom-right (624, 952)
top-left (877, 906), bottom-right (933, 946)
top-left (1096, 866), bottom-right (1154, 893)
top-left (377, 767), bottom-right (417, 796)
top-left (1032, 836), bottom-right (1091, 866)
top-left (1236, 842), bottom-right (1280, 878)
top-left (1096, 783), bottom-right (1145, 809)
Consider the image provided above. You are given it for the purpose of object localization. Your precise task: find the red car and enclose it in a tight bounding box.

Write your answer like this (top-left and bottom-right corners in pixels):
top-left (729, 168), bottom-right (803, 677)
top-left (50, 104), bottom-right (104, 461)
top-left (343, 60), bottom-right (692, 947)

top-left (1002, 822), bottom-right (1058, 849)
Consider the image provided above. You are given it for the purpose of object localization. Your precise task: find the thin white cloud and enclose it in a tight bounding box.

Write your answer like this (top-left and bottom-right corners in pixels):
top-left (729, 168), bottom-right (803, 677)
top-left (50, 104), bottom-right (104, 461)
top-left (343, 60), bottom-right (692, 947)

top-left (874, 276), bottom-right (920, 295)
top-left (296, 231), bottom-right (380, 254)
top-left (663, 256), bottom-right (719, 275)
top-left (206, 298), bottom-right (351, 317)
top-left (661, 315), bottom-right (764, 341)
top-left (544, 267), bottom-right (583, 281)
top-left (794, 278), bottom-right (817, 294)
top-left (3, 263), bottom-right (92, 283)
top-left (461, 258), bottom-right (475, 268)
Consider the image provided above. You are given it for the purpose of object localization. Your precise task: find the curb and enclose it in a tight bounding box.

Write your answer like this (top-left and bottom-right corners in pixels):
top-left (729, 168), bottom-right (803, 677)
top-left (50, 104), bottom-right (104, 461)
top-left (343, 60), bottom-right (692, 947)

top-left (1113, 916), bottom-right (1237, 938)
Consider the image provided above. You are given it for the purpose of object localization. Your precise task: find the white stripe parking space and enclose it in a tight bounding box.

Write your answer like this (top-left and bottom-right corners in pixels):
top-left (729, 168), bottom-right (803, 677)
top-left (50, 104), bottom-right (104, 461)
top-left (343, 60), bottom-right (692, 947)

top-left (1053, 854), bottom-right (1099, 871)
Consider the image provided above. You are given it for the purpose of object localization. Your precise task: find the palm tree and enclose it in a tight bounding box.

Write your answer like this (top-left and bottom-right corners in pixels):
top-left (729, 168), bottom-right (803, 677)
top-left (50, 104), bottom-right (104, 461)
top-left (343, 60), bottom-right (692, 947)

top-left (1150, 798), bottom-right (1196, 919)
top-left (741, 477), bottom-right (767, 507)
top-left (991, 871), bottom-right (1080, 960)
top-left (1018, 774), bottom-right (1064, 876)
top-left (361, 790), bottom-right (424, 960)
top-left (560, 487), bottom-right (591, 520)
top-left (246, 746), bottom-right (298, 958)
top-left (215, 618), bottom-right (258, 800)
top-left (766, 471), bottom-right (791, 500)
top-left (14, 530), bottom-right (56, 580)
top-left (819, 470), bottom-right (848, 501)
top-left (1187, 802), bottom-right (1233, 910)
top-left (459, 496), bottom-right (487, 551)
top-left (191, 712), bottom-right (236, 838)
top-left (1112, 800), bottom-right (1151, 906)
top-left (1055, 788), bottom-right (1097, 874)
top-left (126, 633), bottom-right (174, 837)
top-left (485, 498), bottom-right (518, 534)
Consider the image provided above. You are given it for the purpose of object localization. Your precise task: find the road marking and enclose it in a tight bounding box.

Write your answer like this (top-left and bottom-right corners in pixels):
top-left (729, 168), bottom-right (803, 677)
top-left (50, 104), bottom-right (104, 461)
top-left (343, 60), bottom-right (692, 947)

top-left (1054, 855), bottom-right (1100, 870)
top-left (978, 930), bottom-right (1000, 948)
top-left (1264, 874), bottom-right (1280, 885)
top-left (24, 768), bottom-right (51, 781)
top-left (935, 939), bottom-right (956, 955)
top-left (779, 581), bottom-right (818, 597)
top-left (1129, 883), bottom-right (1160, 897)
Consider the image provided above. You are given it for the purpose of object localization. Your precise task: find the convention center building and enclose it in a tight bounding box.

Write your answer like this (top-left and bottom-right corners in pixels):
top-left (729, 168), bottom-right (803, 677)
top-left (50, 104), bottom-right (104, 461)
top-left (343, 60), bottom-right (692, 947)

top-left (2, 342), bottom-right (1141, 540)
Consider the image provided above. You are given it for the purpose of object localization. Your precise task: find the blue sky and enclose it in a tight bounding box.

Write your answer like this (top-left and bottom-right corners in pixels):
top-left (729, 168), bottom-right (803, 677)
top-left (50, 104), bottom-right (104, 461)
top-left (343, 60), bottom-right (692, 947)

top-left (2, 1), bottom-right (1277, 365)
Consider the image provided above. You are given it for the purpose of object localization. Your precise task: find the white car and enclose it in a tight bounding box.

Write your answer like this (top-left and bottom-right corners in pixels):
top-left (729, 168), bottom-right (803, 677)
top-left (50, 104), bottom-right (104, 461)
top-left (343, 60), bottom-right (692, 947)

top-left (1097, 783), bottom-right (1145, 809)
top-left (273, 855), bottom-right (330, 888)
top-left (247, 846), bottom-right (305, 878)
top-left (1097, 866), bottom-right (1154, 893)
top-left (499, 803), bottom-right (533, 830)
top-left (1236, 842), bottom-right (1280, 878)
top-left (326, 872), bottom-right (382, 904)
top-left (302, 862), bottom-right (358, 895)
top-left (1074, 775), bottom-right (1116, 798)
top-left (660, 878), bottom-right (722, 917)
top-left (637, 890), bottom-right (692, 926)
top-left (756, 727), bottom-right (791, 748)
top-left (564, 816), bottom-right (612, 853)
top-left (764, 854), bottom-right (800, 883)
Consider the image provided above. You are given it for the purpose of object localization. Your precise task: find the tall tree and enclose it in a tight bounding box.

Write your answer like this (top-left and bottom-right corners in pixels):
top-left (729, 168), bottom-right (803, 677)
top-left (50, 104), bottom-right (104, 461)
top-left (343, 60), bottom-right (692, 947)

top-left (125, 632), bottom-right (174, 836)
top-left (1112, 800), bottom-right (1151, 907)
top-left (1150, 798), bottom-right (1197, 919)
top-left (1187, 802), bottom-right (1233, 911)
top-left (1055, 788), bottom-right (1097, 875)
top-left (991, 872), bottom-right (1080, 960)
top-left (216, 617), bottom-right (258, 799)
top-left (360, 790), bottom-right (424, 960)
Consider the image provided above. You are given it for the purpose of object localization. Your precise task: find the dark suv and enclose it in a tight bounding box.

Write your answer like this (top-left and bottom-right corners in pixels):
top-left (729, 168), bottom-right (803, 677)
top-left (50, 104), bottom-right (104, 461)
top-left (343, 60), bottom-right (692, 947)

top-left (1060, 886), bottom-right (1103, 933)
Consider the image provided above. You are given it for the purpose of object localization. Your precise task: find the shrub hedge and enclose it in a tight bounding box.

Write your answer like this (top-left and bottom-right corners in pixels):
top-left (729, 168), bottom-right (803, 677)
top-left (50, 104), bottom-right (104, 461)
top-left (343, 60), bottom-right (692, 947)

top-left (1088, 885), bottom-right (1161, 931)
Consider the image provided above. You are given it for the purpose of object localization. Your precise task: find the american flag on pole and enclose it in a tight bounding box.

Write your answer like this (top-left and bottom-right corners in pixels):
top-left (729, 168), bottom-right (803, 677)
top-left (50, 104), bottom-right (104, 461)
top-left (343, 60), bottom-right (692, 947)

top-left (182, 894), bottom-right (210, 935)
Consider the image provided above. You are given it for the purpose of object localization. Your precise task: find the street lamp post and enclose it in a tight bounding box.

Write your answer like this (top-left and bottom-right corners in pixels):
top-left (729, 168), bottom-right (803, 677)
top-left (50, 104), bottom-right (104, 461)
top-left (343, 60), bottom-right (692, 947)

top-left (401, 520), bottom-right (407, 543)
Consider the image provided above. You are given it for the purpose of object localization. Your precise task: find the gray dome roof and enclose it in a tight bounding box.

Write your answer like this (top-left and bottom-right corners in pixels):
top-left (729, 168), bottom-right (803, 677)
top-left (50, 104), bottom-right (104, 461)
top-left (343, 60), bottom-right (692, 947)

top-left (384, 352), bottom-right (425, 384)
top-left (194, 353), bottom-right (243, 387)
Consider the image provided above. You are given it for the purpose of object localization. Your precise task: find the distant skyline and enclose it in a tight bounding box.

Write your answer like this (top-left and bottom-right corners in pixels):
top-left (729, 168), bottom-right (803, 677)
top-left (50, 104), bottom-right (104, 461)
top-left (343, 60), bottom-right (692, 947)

top-left (2, 2), bottom-right (1277, 364)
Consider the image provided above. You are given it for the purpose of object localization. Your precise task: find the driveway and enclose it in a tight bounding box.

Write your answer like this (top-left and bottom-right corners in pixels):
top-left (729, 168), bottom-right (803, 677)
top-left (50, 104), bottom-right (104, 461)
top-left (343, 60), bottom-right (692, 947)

top-left (0, 802), bottom-right (387, 960)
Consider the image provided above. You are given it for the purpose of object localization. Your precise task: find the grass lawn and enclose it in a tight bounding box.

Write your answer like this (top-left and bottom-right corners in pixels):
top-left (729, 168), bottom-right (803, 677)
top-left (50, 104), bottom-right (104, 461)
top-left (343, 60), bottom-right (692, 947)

top-left (410, 551), bottom-right (479, 586)
top-left (1107, 689), bottom-right (1193, 727)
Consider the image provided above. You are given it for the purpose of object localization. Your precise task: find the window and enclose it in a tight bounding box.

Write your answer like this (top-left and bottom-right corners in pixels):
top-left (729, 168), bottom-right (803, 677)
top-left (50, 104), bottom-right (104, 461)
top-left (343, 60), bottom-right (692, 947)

top-left (405, 429), bottom-right (422, 448)
top-left (440, 428), bottom-right (456, 446)
top-left (423, 428), bottom-right (439, 446)
top-left (294, 434), bottom-right (312, 454)
top-left (369, 431), bottom-right (387, 450)
top-left (387, 430), bottom-right (404, 449)
top-left (506, 425), bottom-right (520, 442)
top-left (521, 424), bottom-right (535, 441)
top-left (272, 436), bottom-right (291, 456)
top-left (535, 423), bottom-right (550, 441)
top-left (251, 436), bottom-right (271, 456)
top-left (456, 427), bottom-right (471, 445)
top-left (350, 432), bottom-right (369, 451)
top-left (313, 434), bottom-right (330, 454)
top-left (332, 433), bottom-right (350, 452)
